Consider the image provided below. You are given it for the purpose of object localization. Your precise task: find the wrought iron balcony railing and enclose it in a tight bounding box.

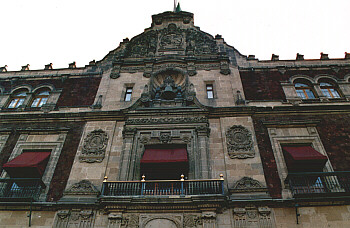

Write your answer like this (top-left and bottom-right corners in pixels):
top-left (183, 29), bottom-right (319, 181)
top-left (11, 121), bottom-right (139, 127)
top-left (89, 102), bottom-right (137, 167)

top-left (101, 176), bottom-right (225, 197)
top-left (0, 178), bottom-right (45, 201)
top-left (286, 171), bottom-right (350, 198)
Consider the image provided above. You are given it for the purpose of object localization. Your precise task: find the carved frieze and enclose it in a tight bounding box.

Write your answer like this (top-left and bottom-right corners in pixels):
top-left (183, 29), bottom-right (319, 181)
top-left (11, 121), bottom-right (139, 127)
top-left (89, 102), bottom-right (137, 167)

top-left (233, 206), bottom-right (274, 228)
top-left (79, 129), bottom-right (108, 163)
top-left (126, 117), bottom-right (208, 125)
top-left (226, 125), bottom-right (255, 159)
top-left (64, 180), bottom-right (99, 195)
top-left (54, 209), bottom-right (95, 228)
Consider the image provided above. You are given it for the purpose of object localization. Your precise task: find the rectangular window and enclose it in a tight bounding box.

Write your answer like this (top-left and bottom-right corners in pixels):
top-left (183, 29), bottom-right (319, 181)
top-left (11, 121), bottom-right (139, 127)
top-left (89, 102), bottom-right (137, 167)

top-left (124, 87), bottom-right (133, 101)
top-left (206, 84), bottom-right (214, 99)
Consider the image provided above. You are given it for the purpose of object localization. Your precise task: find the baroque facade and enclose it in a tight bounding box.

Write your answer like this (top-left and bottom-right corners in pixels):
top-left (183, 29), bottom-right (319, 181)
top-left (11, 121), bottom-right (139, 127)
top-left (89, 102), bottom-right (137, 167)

top-left (0, 10), bottom-right (350, 228)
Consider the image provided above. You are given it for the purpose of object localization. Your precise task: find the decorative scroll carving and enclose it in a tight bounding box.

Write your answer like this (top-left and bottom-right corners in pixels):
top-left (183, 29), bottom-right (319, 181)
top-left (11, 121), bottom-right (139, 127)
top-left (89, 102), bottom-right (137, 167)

top-left (79, 129), bottom-right (108, 163)
top-left (126, 117), bottom-right (208, 125)
top-left (54, 209), bottom-right (95, 228)
top-left (231, 177), bottom-right (266, 193)
top-left (226, 125), bottom-right (255, 159)
top-left (201, 212), bottom-right (217, 228)
top-left (233, 206), bottom-right (274, 228)
top-left (64, 180), bottom-right (99, 195)
top-left (159, 132), bottom-right (172, 144)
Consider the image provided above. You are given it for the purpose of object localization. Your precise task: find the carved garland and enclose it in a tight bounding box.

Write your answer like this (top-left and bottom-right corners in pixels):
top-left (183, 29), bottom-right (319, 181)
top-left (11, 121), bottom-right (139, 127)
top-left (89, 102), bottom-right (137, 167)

top-left (79, 129), bottom-right (108, 163)
top-left (226, 125), bottom-right (255, 159)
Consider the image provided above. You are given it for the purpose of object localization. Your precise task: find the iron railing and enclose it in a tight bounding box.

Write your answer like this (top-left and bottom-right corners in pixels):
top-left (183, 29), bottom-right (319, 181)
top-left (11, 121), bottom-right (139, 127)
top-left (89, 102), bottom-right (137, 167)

top-left (0, 178), bottom-right (45, 201)
top-left (286, 171), bottom-right (350, 198)
top-left (101, 176), bottom-right (225, 197)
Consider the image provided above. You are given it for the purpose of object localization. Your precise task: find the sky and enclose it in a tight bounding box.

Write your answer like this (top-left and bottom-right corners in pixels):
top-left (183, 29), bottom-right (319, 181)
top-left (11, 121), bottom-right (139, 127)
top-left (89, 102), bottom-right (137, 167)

top-left (1, 0), bottom-right (350, 71)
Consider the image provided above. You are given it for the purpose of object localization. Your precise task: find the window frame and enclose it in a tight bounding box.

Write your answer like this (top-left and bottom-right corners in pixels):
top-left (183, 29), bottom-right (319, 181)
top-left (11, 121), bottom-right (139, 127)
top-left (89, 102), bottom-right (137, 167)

top-left (206, 84), bottom-right (214, 99)
top-left (319, 82), bottom-right (341, 99)
top-left (294, 82), bottom-right (316, 100)
top-left (7, 90), bottom-right (28, 109)
top-left (124, 87), bottom-right (133, 102)
top-left (31, 89), bottom-right (51, 108)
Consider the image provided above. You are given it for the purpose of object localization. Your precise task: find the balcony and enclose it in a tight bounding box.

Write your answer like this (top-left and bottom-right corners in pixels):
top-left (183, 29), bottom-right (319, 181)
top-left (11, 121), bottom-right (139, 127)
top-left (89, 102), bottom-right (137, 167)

top-left (0, 178), bottom-right (45, 202)
top-left (101, 176), bottom-right (225, 197)
top-left (286, 171), bottom-right (350, 199)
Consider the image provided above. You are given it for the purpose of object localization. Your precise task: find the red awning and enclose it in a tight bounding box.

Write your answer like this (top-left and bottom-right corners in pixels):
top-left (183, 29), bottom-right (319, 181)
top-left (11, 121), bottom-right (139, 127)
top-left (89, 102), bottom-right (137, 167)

top-left (141, 148), bottom-right (188, 163)
top-left (282, 146), bottom-right (328, 172)
top-left (3, 152), bottom-right (51, 178)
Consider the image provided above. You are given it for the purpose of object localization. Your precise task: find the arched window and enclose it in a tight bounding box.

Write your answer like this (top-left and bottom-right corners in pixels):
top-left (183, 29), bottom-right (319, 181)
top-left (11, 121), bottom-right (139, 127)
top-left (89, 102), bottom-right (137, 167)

top-left (31, 89), bottom-right (50, 107)
top-left (8, 90), bottom-right (28, 108)
top-left (294, 82), bottom-right (316, 99)
top-left (320, 82), bottom-right (340, 99)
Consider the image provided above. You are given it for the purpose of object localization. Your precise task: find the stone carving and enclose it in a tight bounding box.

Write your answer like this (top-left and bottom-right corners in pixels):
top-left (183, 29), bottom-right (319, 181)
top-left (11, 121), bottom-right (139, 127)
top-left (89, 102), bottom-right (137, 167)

top-left (195, 126), bottom-right (211, 137)
top-left (122, 127), bottom-right (137, 138)
top-left (79, 129), bottom-right (108, 163)
top-left (64, 180), bottom-right (99, 195)
top-left (220, 60), bottom-right (231, 75)
top-left (125, 30), bottom-right (158, 58)
top-left (121, 214), bottom-right (140, 228)
top-left (160, 34), bottom-right (184, 50)
top-left (140, 135), bottom-right (150, 144)
top-left (233, 206), bottom-right (274, 228)
top-left (231, 177), bottom-right (265, 193)
top-left (54, 209), bottom-right (95, 228)
top-left (181, 134), bottom-right (191, 143)
top-left (185, 29), bottom-right (218, 55)
top-left (201, 212), bottom-right (217, 227)
top-left (159, 132), bottom-right (172, 144)
top-left (226, 125), bottom-right (255, 159)
top-left (184, 214), bottom-right (202, 227)
top-left (126, 117), bottom-right (208, 125)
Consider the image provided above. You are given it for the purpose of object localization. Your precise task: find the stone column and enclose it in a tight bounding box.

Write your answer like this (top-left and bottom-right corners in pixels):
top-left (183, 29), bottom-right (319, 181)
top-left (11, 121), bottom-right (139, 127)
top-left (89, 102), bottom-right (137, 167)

top-left (108, 213), bottom-right (123, 228)
top-left (201, 212), bottom-right (217, 228)
top-left (118, 127), bottom-right (137, 180)
top-left (196, 126), bottom-right (211, 179)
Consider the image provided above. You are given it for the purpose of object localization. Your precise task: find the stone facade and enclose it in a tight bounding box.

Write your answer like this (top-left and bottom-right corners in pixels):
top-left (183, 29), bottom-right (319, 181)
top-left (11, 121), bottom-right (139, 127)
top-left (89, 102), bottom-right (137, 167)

top-left (0, 9), bottom-right (350, 228)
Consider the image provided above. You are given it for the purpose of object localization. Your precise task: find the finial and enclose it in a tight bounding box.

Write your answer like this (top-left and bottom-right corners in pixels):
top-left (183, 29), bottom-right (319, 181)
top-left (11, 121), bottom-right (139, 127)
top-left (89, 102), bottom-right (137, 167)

top-left (103, 176), bottom-right (108, 182)
top-left (141, 175), bottom-right (146, 181)
top-left (220, 174), bottom-right (224, 180)
top-left (181, 174), bottom-right (185, 181)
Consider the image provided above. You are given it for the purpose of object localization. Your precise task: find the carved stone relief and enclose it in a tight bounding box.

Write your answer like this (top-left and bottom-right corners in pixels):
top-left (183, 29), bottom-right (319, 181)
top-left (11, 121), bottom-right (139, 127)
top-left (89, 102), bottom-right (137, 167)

top-left (231, 177), bottom-right (266, 193)
top-left (233, 206), bottom-right (275, 228)
top-left (64, 180), bottom-right (99, 196)
top-left (79, 129), bottom-right (108, 163)
top-left (226, 125), bottom-right (255, 159)
top-left (159, 132), bottom-right (172, 144)
top-left (54, 209), bottom-right (95, 228)
top-left (183, 214), bottom-right (202, 227)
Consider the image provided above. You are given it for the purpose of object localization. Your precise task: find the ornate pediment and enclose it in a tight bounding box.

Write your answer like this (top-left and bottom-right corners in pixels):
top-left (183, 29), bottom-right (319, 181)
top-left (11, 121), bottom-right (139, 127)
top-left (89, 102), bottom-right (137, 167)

top-left (64, 180), bottom-right (99, 195)
top-left (231, 177), bottom-right (266, 193)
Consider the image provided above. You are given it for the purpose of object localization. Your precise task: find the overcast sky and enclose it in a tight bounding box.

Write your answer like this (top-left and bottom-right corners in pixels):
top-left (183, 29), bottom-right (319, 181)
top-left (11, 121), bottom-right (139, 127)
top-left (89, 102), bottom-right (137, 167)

top-left (1, 0), bottom-right (349, 71)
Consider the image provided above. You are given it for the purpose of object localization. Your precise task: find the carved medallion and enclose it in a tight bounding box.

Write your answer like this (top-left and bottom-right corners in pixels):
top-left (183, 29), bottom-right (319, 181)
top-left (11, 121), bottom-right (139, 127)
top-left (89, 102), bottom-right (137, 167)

top-left (226, 125), bottom-right (255, 159)
top-left (159, 132), bottom-right (172, 144)
top-left (79, 129), bottom-right (108, 163)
